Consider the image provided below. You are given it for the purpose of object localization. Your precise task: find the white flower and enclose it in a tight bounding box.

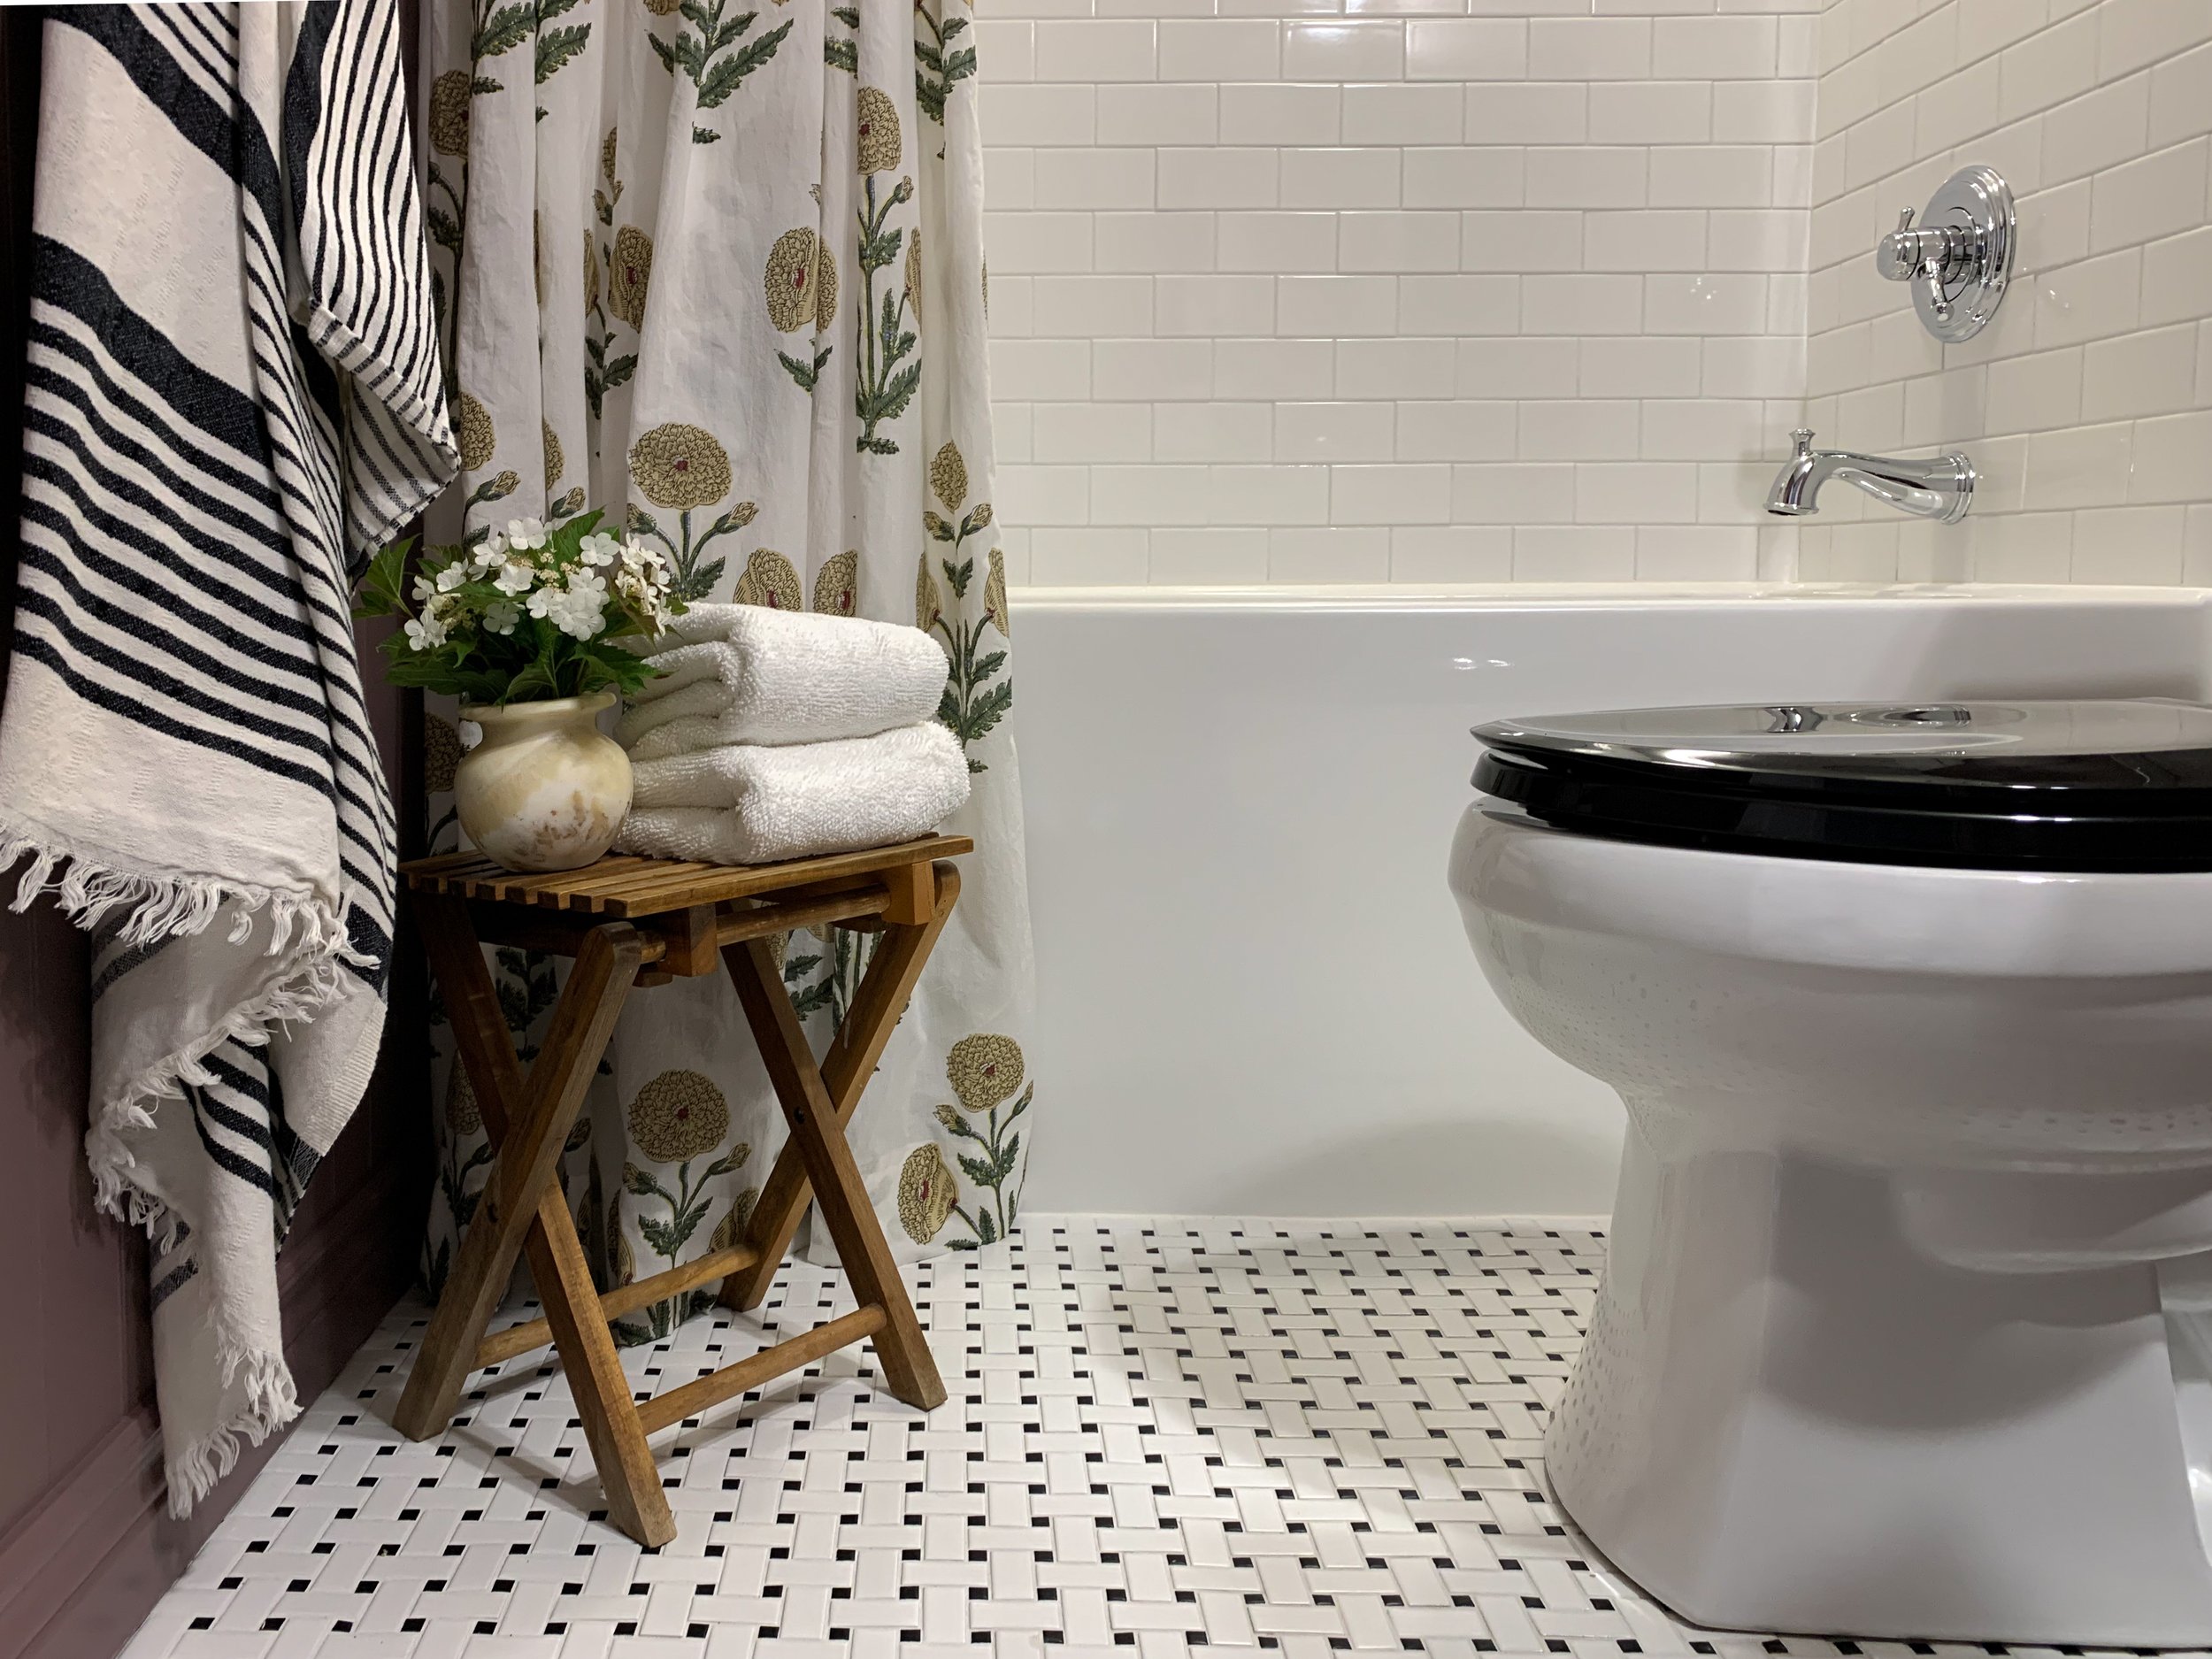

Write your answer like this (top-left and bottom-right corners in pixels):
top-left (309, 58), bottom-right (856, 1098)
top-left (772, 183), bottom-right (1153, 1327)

top-left (580, 531), bottom-right (621, 567)
top-left (527, 570), bottom-right (609, 641)
top-left (403, 613), bottom-right (447, 650)
top-left (505, 517), bottom-right (549, 550)
top-left (483, 598), bottom-right (521, 634)
top-left (434, 562), bottom-right (469, 593)
top-left (410, 573), bottom-right (438, 606)
top-left (472, 534), bottom-right (507, 569)
top-left (494, 557), bottom-right (536, 595)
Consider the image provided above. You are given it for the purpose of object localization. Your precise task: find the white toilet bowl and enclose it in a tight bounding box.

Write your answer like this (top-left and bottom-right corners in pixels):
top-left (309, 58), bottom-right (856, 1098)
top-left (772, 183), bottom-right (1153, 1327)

top-left (1448, 700), bottom-right (2212, 1646)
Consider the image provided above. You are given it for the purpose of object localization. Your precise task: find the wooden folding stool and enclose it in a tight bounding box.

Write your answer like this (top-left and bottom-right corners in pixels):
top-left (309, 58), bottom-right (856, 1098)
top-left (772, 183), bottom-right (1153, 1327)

top-left (391, 834), bottom-right (971, 1547)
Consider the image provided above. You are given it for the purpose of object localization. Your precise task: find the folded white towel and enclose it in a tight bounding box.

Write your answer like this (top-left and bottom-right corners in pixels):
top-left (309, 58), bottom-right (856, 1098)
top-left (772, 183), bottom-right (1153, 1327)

top-left (614, 721), bottom-right (972, 864)
top-left (619, 605), bottom-right (947, 752)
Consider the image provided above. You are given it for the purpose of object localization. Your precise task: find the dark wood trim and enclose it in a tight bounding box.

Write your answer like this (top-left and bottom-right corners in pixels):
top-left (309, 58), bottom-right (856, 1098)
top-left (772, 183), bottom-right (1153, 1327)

top-left (1, 1153), bottom-right (422, 1659)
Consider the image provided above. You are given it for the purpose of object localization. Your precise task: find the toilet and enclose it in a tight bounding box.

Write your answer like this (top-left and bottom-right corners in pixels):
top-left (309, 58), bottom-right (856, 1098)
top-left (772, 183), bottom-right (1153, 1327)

top-left (1448, 699), bottom-right (2212, 1647)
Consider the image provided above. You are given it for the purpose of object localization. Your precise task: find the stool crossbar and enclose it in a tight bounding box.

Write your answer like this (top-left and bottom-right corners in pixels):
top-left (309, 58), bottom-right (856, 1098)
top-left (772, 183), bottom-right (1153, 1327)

top-left (391, 834), bottom-right (970, 1546)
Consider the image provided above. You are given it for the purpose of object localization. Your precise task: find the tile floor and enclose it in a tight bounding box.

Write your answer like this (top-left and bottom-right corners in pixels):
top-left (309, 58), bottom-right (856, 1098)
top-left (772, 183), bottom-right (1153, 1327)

top-left (116, 1217), bottom-right (2085, 1659)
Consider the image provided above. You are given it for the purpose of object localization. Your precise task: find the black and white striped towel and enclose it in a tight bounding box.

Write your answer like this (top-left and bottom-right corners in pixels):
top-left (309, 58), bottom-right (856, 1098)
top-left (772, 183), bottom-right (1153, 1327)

top-left (0, 1), bottom-right (453, 1513)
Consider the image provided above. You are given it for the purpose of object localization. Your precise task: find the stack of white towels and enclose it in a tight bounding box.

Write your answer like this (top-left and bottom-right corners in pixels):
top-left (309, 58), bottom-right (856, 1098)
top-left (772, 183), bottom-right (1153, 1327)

top-left (611, 603), bottom-right (972, 866)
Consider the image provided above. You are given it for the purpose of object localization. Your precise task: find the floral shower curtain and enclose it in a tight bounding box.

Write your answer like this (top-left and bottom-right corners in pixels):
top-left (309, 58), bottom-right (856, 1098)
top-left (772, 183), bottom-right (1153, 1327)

top-left (418, 0), bottom-right (1033, 1328)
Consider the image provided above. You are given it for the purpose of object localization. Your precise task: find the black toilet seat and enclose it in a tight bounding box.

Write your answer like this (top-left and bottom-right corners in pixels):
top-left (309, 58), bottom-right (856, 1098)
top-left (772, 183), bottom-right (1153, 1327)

top-left (1472, 699), bottom-right (2212, 872)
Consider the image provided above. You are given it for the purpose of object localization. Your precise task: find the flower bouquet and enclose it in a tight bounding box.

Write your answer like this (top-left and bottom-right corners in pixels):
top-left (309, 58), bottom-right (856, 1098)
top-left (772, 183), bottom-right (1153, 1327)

top-left (354, 511), bottom-right (682, 872)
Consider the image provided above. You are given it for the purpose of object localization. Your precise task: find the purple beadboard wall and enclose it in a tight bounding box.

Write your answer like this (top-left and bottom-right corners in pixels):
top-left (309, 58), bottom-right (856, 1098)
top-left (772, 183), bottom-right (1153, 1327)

top-left (0, 10), bottom-right (434, 1656)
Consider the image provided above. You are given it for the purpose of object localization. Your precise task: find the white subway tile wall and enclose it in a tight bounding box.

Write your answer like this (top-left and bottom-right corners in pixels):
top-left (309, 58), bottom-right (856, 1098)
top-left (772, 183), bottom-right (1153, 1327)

top-left (1806, 0), bottom-right (2212, 585)
top-left (982, 2), bottom-right (1821, 585)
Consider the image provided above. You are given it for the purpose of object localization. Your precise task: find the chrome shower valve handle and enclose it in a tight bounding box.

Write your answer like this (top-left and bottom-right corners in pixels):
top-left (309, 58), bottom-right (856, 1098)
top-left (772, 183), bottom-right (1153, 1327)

top-left (1874, 207), bottom-right (1959, 326)
top-left (1873, 165), bottom-right (2015, 343)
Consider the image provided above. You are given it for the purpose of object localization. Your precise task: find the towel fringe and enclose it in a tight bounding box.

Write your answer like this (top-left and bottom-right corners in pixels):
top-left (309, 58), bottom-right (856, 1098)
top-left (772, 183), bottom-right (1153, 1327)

top-left (0, 828), bottom-right (353, 1225)
top-left (161, 1340), bottom-right (302, 1519)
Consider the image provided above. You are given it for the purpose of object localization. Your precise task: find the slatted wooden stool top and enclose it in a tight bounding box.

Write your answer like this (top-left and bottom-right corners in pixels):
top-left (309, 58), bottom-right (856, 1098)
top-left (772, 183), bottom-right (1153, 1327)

top-left (404, 833), bottom-right (972, 916)
top-left (395, 834), bottom-right (971, 1547)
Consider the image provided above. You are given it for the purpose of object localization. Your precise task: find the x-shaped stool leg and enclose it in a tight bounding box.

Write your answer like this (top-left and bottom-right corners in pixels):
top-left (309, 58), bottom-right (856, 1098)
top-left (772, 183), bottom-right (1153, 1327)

top-left (396, 902), bottom-right (673, 1545)
top-left (717, 865), bottom-right (960, 1409)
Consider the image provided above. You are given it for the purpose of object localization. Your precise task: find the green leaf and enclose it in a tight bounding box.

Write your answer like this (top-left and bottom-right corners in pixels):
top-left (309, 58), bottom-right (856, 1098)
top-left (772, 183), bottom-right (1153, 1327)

top-left (664, 1206), bottom-right (709, 1252)
top-left (472, 74), bottom-right (503, 93)
top-left (871, 363), bottom-right (921, 430)
top-left (472, 1), bottom-right (534, 58)
top-left (825, 37), bottom-right (856, 72)
top-left (956, 677), bottom-right (1014, 744)
top-left (692, 125), bottom-right (721, 144)
top-left (537, 0), bottom-right (584, 19)
top-left (426, 202), bottom-right (463, 254)
top-left (708, 9), bottom-right (757, 52)
top-left (502, 658), bottom-right (558, 704)
top-left (778, 349), bottom-right (820, 392)
top-left (946, 1236), bottom-right (979, 1251)
top-left (649, 31), bottom-right (678, 72)
top-left (535, 21), bottom-right (590, 83)
top-left (975, 1209), bottom-right (998, 1245)
top-left (695, 17), bottom-right (791, 107)
top-left (352, 535), bottom-right (413, 618)
top-left (956, 1151), bottom-right (996, 1188)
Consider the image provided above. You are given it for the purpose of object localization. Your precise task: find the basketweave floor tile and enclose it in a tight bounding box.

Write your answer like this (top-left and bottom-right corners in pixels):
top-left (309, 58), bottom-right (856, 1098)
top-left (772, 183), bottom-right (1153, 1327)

top-left (117, 1217), bottom-right (2184, 1659)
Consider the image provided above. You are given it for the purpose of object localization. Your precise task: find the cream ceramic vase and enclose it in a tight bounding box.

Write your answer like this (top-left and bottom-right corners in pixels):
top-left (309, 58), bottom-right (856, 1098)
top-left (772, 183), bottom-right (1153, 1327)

top-left (455, 692), bottom-right (631, 872)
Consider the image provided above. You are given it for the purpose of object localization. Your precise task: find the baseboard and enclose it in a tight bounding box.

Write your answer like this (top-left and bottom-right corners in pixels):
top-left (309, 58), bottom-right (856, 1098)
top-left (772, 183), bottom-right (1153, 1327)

top-left (1, 1158), bottom-right (422, 1659)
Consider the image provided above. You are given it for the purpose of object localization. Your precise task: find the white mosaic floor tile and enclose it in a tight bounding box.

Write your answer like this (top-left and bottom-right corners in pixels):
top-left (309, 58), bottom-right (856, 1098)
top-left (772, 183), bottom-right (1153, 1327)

top-left (117, 1217), bottom-right (2160, 1659)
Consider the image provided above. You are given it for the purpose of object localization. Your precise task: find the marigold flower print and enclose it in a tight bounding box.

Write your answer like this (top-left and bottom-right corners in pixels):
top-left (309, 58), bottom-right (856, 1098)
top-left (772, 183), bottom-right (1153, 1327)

top-left (763, 227), bottom-right (822, 333)
top-left (609, 225), bottom-right (654, 329)
top-left (856, 86), bottom-right (902, 173)
top-left (915, 549), bottom-right (944, 632)
top-left (424, 715), bottom-right (463, 795)
top-left (929, 441), bottom-right (967, 512)
top-left (445, 1063), bottom-right (480, 1136)
top-left (812, 549), bottom-right (858, 616)
top-left (898, 1143), bottom-right (956, 1242)
top-left (710, 1188), bottom-right (760, 1252)
top-left (814, 243), bottom-right (840, 333)
top-left (948, 1033), bottom-right (1025, 1114)
top-left (626, 1070), bottom-right (732, 1164)
top-left (429, 70), bottom-right (472, 157)
top-left (455, 392), bottom-right (495, 471)
top-left (983, 546), bottom-right (1009, 636)
top-left (733, 549), bottom-right (803, 610)
top-left (630, 422), bottom-right (732, 511)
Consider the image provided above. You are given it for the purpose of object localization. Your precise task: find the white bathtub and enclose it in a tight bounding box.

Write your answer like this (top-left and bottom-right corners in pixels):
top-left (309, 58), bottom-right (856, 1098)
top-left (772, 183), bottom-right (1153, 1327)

top-left (1012, 584), bottom-right (2212, 1218)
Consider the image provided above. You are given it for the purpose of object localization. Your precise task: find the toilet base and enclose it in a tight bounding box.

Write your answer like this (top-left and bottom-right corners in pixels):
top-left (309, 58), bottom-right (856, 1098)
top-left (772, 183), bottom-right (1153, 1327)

top-left (1548, 1123), bottom-right (2212, 1645)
